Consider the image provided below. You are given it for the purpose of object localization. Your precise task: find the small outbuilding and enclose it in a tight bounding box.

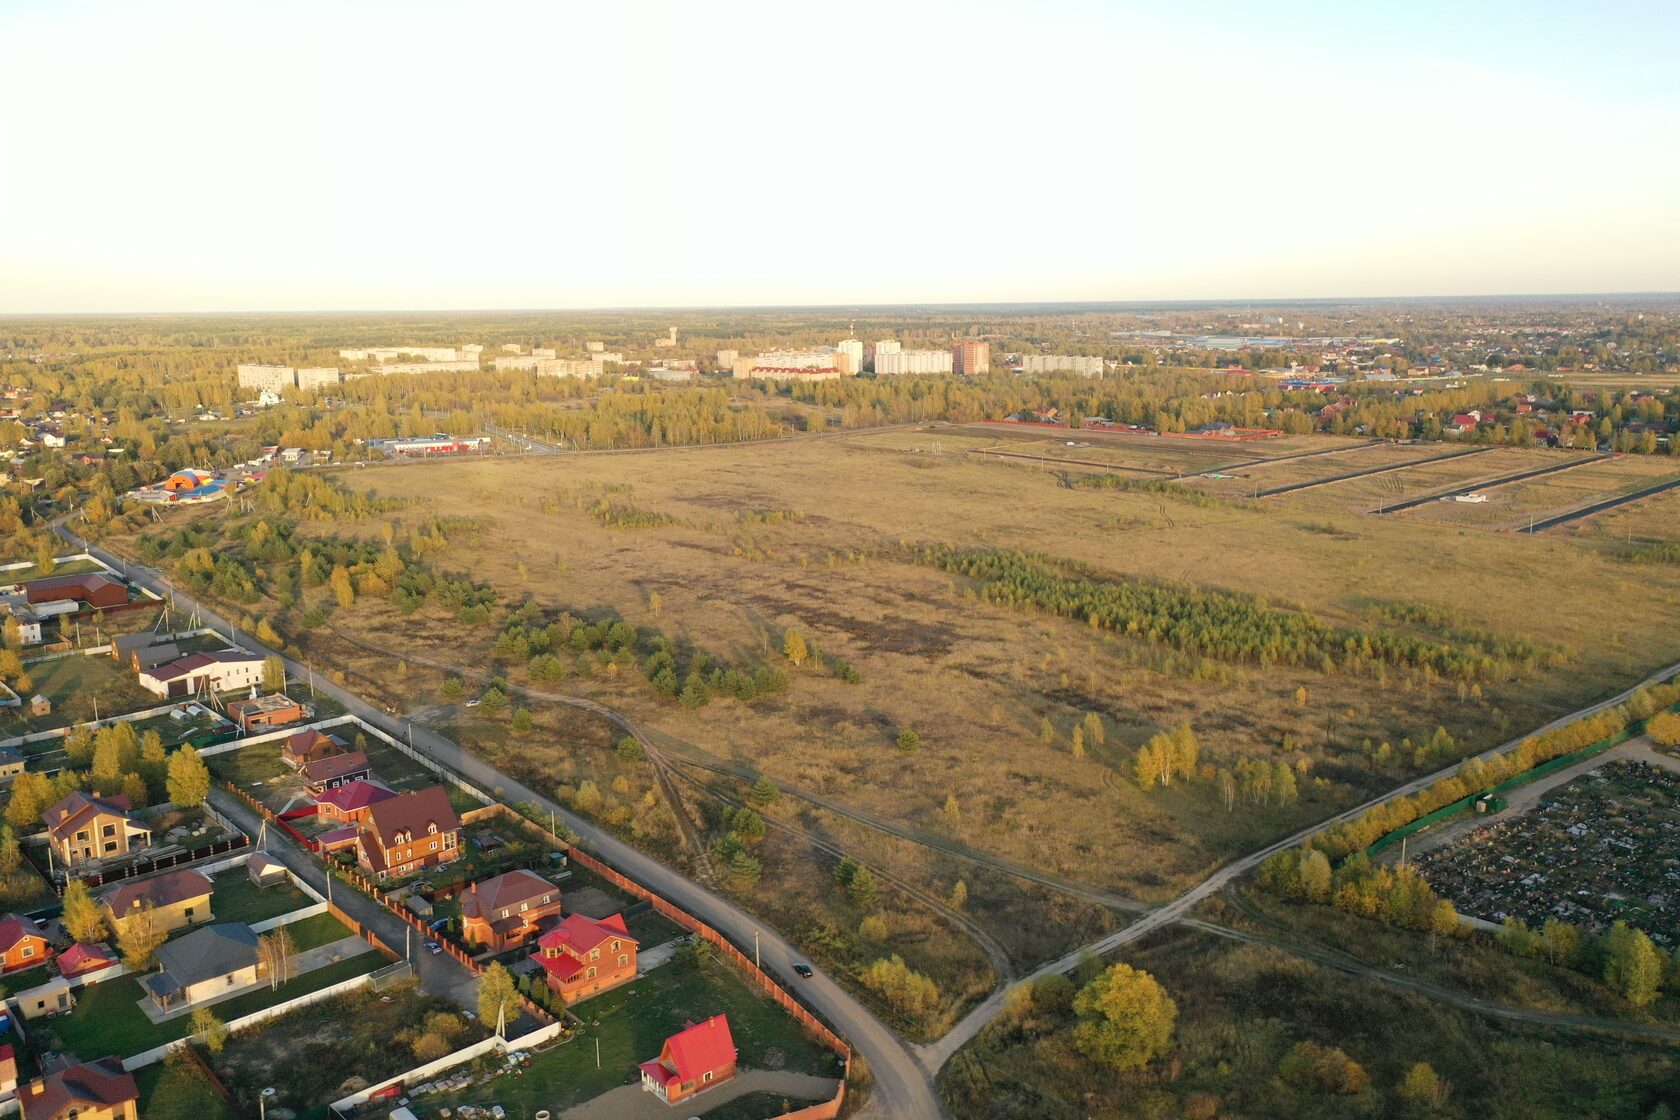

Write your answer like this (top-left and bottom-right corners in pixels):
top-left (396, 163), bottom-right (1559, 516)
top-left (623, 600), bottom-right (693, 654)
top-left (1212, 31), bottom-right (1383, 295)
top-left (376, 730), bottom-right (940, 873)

top-left (28, 695), bottom-right (50, 717)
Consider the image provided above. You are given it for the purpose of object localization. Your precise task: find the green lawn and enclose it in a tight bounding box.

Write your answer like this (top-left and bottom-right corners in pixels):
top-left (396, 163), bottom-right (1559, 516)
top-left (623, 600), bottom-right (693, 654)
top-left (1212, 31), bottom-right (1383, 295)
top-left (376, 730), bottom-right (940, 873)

top-left (135, 1057), bottom-right (240, 1120)
top-left (417, 960), bottom-right (841, 1116)
top-left (199, 875), bottom-right (306, 928)
top-left (0, 652), bottom-right (160, 735)
top-left (42, 951), bottom-right (383, 1059)
top-left (279, 911), bottom-right (353, 952)
top-left (205, 741), bottom-right (289, 788)
top-left (1, 963), bottom-right (53, 995)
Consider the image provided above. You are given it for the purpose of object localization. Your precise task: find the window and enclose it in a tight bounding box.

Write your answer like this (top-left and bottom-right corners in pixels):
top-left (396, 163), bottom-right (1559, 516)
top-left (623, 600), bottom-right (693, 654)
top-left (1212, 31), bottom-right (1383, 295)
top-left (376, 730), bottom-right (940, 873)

top-left (103, 841), bottom-right (117, 853)
top-left (20, 945), bottom-right (32, 958)
top-left (429, 841), bottom-right (438, 851)
top-left (586, 966), bottom-right (596, 979)
top-left (589, 948), bottom-right (599, 960)
top-left (444, 833), bottom-right (457, 849)
top-left (101, 823), bottom-right (116, 837)
top-left (76, 830), bottom-right (89, 842)
top-left (618, 954), bottom-right (628, 967)
top-left (519, 902), bottom-right (528, 912)
top-left (228, 975), bottom-right (236, 986)
top-left (185, 907), bottom-right (195, 920)
top-left (428, 822), bottom-right (438, 834)
top-left (704, 1072), bottom-right (713, 1083)
top-left (611, 940), bottom-right (620, 951)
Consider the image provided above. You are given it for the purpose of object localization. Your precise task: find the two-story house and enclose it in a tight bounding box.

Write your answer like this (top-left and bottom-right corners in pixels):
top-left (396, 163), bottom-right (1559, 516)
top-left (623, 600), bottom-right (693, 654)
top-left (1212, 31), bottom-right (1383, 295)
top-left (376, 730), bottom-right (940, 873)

top-left (354, 786), bottom-right (462, 881)
top-left (299, 750), bottom-right (372, 794)
top-left (17, 1056), bottom-right (139, 1120)
top-left (0, 914), bottom-right (50, 973)
top-left (459, 869), bottom-right (563, 951)
top-left (42, 791), bottom-right (151, 867)
top-left (530, 912), bottom-right (638, 1004)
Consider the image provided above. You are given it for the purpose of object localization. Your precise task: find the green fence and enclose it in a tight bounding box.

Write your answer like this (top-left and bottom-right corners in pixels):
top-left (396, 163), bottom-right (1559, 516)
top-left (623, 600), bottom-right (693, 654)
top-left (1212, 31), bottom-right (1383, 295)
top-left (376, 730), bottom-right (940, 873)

top-left (1365, 702), bottom-right (1677, 858)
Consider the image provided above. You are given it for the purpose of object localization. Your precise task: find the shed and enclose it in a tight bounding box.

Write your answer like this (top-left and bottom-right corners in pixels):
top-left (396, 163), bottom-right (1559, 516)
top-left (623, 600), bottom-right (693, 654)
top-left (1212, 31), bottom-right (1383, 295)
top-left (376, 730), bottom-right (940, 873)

top-left (247, 853), bottom-right (289, 887)
top-left (28, 695), bottom-right (50, 717)
top-left (15, 975), bottom-right (73, 1020)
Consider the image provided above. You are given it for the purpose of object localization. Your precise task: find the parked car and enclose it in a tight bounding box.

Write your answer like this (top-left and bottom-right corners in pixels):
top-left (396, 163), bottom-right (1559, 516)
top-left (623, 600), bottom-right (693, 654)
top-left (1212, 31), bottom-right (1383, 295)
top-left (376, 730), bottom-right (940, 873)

top-left (424, 940), bottom-right (443, 955)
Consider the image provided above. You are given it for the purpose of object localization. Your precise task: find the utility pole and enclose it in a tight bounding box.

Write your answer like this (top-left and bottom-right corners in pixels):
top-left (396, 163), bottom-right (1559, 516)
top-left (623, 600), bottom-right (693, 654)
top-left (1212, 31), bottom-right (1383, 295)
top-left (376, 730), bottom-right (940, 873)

top-left (754, 929), bottom-right (760, 970)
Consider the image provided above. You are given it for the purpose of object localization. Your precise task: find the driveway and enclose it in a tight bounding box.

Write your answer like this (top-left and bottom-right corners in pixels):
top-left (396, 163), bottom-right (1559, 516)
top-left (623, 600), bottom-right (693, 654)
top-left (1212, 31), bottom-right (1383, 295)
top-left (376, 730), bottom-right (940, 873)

top-left (560, 1070), bottom-right (842, 1120)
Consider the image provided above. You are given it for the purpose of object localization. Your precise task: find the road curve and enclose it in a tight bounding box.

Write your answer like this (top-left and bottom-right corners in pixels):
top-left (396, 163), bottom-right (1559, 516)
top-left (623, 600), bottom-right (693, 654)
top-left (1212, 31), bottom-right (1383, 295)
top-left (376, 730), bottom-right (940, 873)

top-left (55, 522), bottom-right (941, 1120)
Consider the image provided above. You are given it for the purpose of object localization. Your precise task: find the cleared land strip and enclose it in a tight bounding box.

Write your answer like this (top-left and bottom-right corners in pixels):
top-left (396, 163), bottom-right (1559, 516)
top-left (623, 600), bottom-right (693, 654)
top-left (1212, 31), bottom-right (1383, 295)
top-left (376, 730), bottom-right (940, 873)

top-left (1370, 452), bottom-right (1612, 514)
top-left (1255, 445), bottom-right (1498, 498)
top-left (1526, 472), bottom-right (1680, 532)
top-left (1180, 917), bottom-right (1680, 1045)
top-left (1193, 438), bottom-right (1385, 477)
top-left (966, 447), bottom-right (1177, 475)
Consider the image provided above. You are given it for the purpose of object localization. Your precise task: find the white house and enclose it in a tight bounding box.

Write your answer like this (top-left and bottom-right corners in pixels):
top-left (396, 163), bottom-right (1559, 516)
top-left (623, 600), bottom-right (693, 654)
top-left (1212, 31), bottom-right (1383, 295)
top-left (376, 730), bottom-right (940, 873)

top-left (138, 650), bottom-right (266, 699)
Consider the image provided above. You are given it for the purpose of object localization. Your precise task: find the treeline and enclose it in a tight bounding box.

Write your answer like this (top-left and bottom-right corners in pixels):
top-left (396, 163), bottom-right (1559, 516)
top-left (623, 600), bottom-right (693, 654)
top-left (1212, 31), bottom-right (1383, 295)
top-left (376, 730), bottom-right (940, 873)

top-left (1317, 678), bottom-right (1680, 860)
top-left (494, 601), bottom-right (787, 709)
top-left (920, 546), bottom-right (1520, 680)
top-left (1259, 846), bottom-right (1676, 1007)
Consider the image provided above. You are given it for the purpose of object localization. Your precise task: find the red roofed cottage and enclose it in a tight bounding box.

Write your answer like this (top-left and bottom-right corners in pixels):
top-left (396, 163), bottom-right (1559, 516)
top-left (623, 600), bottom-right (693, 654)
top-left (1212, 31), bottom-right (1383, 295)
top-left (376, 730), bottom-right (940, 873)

top-left (639, 1014), bottom-right (738, 1105)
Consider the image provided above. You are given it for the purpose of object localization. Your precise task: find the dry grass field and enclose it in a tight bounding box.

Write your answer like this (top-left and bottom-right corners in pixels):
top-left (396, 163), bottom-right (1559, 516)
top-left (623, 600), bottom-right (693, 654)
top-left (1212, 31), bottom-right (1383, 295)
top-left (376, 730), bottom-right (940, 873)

top-left (303, 432), bottom-right (1680, 917)
top-left (1398, 455), bottom-right (1680, 530)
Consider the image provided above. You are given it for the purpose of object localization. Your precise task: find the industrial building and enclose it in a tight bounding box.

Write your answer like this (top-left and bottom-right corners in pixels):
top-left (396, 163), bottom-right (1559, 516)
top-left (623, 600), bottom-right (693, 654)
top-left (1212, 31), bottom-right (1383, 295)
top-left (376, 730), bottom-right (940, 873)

top-left (366, 434), bottom-right (492, 458)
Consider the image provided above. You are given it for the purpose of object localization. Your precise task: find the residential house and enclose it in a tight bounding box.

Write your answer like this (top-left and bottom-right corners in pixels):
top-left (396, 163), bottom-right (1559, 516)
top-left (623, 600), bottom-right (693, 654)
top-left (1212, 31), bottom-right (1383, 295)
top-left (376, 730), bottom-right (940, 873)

top-left (99, 869), bottom-right (213, 937)
top-left (313, 779), bottom-right (396, 825)
top-left (226, 694), bottom-right (305, 732)
top-left (127, 642), bottom-right (181, 674)
top-left (281, 729), bottom-right (345, 768)
top-left (0, 1044), bottom-right (14, 1099)
top-left (530, 912), bottom-right (638, 1004)
top-left (141, 923), bottom-right (265, 1011)
top-left (17, 1056), bottom-right (139, 1120)
top-left (23, 573), bottom-right (127, 611)
top-left (638, 1015), bottom-right (738, 1106)
top-left (355, 785), bottom-right (462, 881)
top-left (0, 915), bottom-right (49, 973)
top-left (137, 650), bottom-right (266, 699)
top-left (0, 747), bottom-right (24, 781)
top-left (15, 976), bottom-right (74, 1019)
top-left (42, 791), bottom-right (151, 866)
top-left (55, 941), bottom-right (118, 978)
top-left (459, 869), bottom-right (563, 951)
top-left (300, 750), bottom-right (372, 793)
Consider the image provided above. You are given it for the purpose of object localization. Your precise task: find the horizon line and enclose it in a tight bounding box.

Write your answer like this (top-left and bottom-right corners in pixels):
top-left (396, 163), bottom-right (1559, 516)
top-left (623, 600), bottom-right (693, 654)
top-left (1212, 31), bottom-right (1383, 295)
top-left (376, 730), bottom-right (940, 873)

top-left (4, 289), bottom-right (1680, 319)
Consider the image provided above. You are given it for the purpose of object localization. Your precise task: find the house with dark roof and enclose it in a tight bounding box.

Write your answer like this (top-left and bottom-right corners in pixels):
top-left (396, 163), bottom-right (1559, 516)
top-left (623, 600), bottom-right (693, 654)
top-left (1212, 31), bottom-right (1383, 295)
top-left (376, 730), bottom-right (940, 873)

top-left (17, 1055), bottom-right (138, 1120)
top-left (0, 747), bottom-right (24, 782)
top-left (300, 750), bottom-right (372, 794)
top-left (638, 1015), bottom-right (738, 1105)
top-left (99, 868), bottom-right (213, 937)
top-left (141, 923), bottom-right (264, 1011)
top-left (0, 914), bottom-right (49, 973)
top-left (137, 649), bottom-right (265, 699)
top-left (355, 786), bottom-right (462, 881)
top-left (23, 572), bottom-right (128, 611)
top-left (460, 869), bottom-right (562, 951)
top-left (281, 729), bottom-right (345, 768)
top-left (42, 791), bottom-right (151, 867)
top-left (531, 912), bottom-right (638, 1004)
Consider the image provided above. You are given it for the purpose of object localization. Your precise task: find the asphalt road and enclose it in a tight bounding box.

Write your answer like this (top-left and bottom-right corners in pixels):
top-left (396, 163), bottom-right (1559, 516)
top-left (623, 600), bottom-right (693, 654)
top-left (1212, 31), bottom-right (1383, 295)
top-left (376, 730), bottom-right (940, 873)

top-left (58, 524), bottom-right (939, 1120)
top-left (208, 787), bottom-right (487, 1014)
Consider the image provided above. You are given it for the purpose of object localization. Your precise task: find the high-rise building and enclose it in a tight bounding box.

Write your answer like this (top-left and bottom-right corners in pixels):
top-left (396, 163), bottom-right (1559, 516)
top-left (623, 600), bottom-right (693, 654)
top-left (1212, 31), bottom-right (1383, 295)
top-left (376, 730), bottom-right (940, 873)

top-left (295, 367), bottom-right (342, 391)
top-left (237, 364), bottom-right (294, 393)
top-left (875, 350), bottom-right (953, 375)
top-left (836, 339), bottom-right (863, 375)
top-left (717, 349), bottom-right (739, 367)
top-left (953, 340), bottom-right (991, 376)
top-left (871, 340), bottom-right (901, 373)
top-left (1022, 355), bottom-right (1105, 377)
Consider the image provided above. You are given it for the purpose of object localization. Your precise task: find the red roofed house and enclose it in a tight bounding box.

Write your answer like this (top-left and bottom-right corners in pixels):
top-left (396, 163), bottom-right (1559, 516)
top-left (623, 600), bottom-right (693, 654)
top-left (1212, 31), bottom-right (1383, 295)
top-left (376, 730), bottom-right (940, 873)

top-left (314, 779), bottom-right (397, 825)
top-left (355, 785), bottom-right (462, 881)
top-left (23, 573), bottom-right (128, 611)
top-left (0, 1043), bottom-right (15, 1098)
top-left (0, 915), bottom-right (49, 973)
top-left (281, 729), bottom-right (345, 768)
top-left (300, 750), bottom-right (372, 793)
top-left (56, 941), bottom-right (118, 978)
top-left (43, 791), bottom-right (151, 867)
top-left (531, 912), bottom-right (638, 1004)
top-left (459, 869), bottom-right (563, 952)
top-left (17, 1056), bottom-right (139, 1120)
top-left (639, 1015), bottom-right (738, 1106)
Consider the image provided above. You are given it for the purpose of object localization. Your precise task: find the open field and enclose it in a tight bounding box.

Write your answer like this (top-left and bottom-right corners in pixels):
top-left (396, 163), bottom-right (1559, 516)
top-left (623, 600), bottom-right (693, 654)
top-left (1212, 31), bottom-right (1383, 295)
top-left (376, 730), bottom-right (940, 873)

top-left (1295, 446), bottom-right (1587, 515)
top-left (1187, 441), bottom-right (1463, 499)
top-left (939, 924), bottom-right (1680, 1120)
top-left (1397, 455), bottom-right (1680, 530)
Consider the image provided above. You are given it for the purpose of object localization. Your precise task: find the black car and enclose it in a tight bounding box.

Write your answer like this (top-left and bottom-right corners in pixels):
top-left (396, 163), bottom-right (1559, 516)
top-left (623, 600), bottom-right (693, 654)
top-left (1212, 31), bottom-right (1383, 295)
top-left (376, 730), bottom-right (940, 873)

top-left (793, 963), bottom-right (814, 978)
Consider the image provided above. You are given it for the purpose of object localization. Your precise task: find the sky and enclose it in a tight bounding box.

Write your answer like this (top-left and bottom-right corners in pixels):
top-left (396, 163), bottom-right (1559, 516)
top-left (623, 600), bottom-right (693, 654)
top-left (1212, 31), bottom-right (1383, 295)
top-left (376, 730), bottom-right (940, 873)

top-left (2, 0), bottom-right (1677, 312)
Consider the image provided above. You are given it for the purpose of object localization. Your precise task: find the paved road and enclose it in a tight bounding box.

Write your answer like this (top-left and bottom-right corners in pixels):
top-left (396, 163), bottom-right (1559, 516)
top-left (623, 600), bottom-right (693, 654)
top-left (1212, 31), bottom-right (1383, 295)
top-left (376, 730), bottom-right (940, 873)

top-left (209, 788), bottom-right (484, 1012)
top-left (58, 523), bottom-right (939, 1120)
top-left (919, 654), bottom-right (1680, 1070)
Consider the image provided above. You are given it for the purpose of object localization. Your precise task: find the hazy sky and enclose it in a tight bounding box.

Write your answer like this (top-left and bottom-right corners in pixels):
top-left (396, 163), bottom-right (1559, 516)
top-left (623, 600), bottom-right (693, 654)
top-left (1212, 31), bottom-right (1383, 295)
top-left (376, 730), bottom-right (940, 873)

top-left (3, 0), bottom-right (1677, 311)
